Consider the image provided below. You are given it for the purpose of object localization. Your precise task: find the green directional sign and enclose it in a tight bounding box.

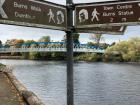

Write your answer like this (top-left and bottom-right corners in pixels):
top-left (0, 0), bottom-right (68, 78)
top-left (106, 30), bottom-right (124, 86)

top-left (75, 1), bottom-right (140, 28)
top-left (0, 0), bottom-right (67, 30)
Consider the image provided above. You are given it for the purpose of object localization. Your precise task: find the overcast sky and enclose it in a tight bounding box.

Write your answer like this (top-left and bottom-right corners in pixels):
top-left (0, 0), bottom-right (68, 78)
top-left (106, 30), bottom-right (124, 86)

top-left (0, 0), bottom-right (140, 44)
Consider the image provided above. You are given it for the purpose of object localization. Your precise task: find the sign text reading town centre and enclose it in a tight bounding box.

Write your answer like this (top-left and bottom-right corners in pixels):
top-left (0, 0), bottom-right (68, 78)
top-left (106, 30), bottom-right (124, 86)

top-left (0, 0), bottom-right (67, 30)
top-left (75, 1), bottom-right (140, 28)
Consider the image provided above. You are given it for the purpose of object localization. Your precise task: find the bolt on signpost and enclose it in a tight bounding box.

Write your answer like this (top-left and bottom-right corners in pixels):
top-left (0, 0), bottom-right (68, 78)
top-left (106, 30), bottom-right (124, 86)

top-left (66, 0), bottom-right (74, 105)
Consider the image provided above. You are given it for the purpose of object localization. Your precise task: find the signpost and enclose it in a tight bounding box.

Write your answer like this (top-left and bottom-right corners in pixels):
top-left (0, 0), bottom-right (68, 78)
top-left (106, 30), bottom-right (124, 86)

top-left (75, 0), bottom-right (140, 28)
top-left (66, 0), bottom-right (74, 105)
top-left (1, 1), bottom-right (138, 105)
top-left (0, 0), bottom-right (67, 30)
top-left (77, 26), bottom-right (127, 35)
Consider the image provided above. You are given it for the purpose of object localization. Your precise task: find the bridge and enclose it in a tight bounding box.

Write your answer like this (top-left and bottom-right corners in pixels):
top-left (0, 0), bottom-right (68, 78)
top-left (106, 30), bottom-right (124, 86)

top-left (0, 42), bottom-right (105, 53)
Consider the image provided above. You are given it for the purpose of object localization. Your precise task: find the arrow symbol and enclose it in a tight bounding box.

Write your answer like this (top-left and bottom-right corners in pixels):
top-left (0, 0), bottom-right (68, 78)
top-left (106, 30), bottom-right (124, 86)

top-left (0, 0), bottom-right (8, 18)
top-left (138, 3), bottom-right (140, 7)
top-left (119, 26), bottom-right (124, 32)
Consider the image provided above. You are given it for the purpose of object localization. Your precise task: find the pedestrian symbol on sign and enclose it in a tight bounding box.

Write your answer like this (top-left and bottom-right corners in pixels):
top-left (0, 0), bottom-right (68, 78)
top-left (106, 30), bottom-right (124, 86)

top-left (48, 9), bottom-right (55, 23)
top-left (91, 8), bottom-right (99, 22)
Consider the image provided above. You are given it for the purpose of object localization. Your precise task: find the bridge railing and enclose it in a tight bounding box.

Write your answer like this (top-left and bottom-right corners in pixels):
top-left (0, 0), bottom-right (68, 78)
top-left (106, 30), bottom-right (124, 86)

top-left (0, 47), bottom-right (105, 53)
top-left (0, 43), bottom-right (105, 53)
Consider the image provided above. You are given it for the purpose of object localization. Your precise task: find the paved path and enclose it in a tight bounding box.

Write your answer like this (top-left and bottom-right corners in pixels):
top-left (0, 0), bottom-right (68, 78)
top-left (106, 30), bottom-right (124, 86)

top-left (0, 72), bottom-right (27, 105)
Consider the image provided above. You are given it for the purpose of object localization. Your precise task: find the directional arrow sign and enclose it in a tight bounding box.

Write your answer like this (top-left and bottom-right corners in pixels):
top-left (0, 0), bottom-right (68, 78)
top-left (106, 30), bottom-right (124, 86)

top-left (77, 26), bottom-right (126, 35)
top-left (0, 0), bottom-right (67, 30)
top-left (75, 1), bottom-right (140, 28)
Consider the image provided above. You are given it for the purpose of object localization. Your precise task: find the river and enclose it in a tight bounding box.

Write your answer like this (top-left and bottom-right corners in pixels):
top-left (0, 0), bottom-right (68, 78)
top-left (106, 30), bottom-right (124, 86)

top-left (0, 59), bottom-right (140, 105)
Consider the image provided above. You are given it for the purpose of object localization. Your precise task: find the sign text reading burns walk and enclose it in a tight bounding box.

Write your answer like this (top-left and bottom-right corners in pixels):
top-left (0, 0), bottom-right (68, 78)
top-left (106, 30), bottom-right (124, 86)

top-left (0, 0), bottom-right (67, 30)
top-left (75, 1), bottom-right (140, 28)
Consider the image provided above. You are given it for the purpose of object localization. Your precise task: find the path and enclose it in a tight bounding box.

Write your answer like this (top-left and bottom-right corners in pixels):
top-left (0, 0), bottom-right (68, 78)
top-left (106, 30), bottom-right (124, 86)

top-left (0, 72), bottom-right (27, 105)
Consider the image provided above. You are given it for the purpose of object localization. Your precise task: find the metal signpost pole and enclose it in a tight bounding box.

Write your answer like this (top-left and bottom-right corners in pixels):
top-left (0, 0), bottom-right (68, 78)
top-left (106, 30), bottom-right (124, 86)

top-left (66, 0), bottom-right (74, 105)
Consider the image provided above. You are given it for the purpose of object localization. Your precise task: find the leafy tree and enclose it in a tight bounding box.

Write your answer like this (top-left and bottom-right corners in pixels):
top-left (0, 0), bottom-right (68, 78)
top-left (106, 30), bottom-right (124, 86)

top-left (24, 40), bottom-right (36, 48)
top-left (105, 37), bottom-right (140, 62)
top-left (29, 52), bottom-right (41, 60)
top-left (38, 36), bottom-right (51, 58)
top-left (25, 40), bottom-right (35, 43)
top-left (73, 33), bottom-right (80, 44)
top-left (5, 39), bottom-right (24, 48)
top-left (90, 34), bottom-right (104, 47)
top-left (5, 39), bottom-right (16, 46)
top-left (62, 33), bottom-right (80, 44)
top-left (14, 39), bottom-right (24, 48)
top-left (38, 36), bottom-right (50, 42)
top-left (38, 36), bottom-right (51, 48)
top-left (0, 40), bottom-right (2, 48)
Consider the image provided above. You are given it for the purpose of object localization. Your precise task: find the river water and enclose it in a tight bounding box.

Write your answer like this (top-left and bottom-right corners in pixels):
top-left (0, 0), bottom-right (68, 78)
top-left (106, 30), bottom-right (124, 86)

top-left (0, 59), bottom-right (140, 105)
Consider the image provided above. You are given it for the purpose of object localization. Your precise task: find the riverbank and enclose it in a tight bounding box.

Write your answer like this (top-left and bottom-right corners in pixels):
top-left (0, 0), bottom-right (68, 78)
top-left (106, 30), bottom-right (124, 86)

top-left (1, 54), bottom-right (140, 63)
top-left (0, 64), bottom-right (45, 105)
top-left (0, 67), bottom-right (27, 105)
top-left (0, 56), bottom-right (22, 59)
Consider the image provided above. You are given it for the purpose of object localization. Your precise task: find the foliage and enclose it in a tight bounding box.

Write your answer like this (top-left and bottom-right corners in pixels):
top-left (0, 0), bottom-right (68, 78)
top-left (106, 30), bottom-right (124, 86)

top-left (25, 40), bottom-right (35, 43)
top-left (90, 34), bottom-right (104, 46)
top-left (62, 33), bottom-right (80, 44)
top-left (75, 53), bottom-right (102, 62)
top-left (23, 40), bottom-right (36, 48)
top-left (5, 39), bottom-right (24, 48)
top-left (0, 63), bottom-right (6, 68)
top-left (73, 33), bottom-right (80, 44)
top-left (87, 42), bottom-right (109, 49)
top-left (29, 52), bottom-right (41, 60)
top-left (38, 36), bottom-right (50, 42)
top-left (5, 39), bottom-right (16, 46)
top-left (0, 40), bottom-right (2, 47)
top-left (105, 37), bottom-right (140, 62)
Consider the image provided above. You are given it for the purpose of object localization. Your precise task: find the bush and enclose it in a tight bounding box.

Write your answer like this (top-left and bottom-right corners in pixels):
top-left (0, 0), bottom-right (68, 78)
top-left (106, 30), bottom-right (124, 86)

top-left (105, 37), bottom-right (140, 62)
top-left (29, 52), bottom-right (41, 60)
top-left (75, 53), bottom-right (102, 62)
top-left (0, 63), bottom-right (6, 68)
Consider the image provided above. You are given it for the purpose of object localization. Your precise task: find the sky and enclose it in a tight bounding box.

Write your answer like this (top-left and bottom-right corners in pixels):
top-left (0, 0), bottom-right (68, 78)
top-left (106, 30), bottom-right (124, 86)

top-left (0, 0), bottom-right (140, 44)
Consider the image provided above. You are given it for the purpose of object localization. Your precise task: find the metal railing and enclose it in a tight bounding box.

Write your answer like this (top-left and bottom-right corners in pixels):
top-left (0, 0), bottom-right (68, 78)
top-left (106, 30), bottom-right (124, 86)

top-left (0, 47), bottom-right (105, 53)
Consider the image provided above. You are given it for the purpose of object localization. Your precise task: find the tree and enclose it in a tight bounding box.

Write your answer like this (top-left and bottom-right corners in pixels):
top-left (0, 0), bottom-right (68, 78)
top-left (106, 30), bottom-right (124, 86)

top-left (37, 36), bottom-right (51, 58)
top-left (62, 33), bottom-right (80, 44)
top-left (38, 36), bottom-right (51, 48)
top-left (90, 34), bottom-right (104, 47)
top-left (5, 39), bottom-right (24, 48)
top-left (105, 37), bottom-right (140, 62)
top-left (38, 36), bottom-right (50, 42)
top-left (73, 33), bottom-right (80, 45)
top-left (14, 39), bottom-right (24, 48)
top-left (0, 40), bottom-right (2, 48)
top-left (24, 40), bottom-right (36, 48)
top-left (5, 39), bottom-right (16, 46)
top-left (21, 40), bottom-right (36, 59)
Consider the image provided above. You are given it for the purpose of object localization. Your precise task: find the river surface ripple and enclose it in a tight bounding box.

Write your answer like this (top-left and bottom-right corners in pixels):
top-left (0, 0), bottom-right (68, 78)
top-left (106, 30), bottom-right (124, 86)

top-left (1, 59), bottom-right (140, 105)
